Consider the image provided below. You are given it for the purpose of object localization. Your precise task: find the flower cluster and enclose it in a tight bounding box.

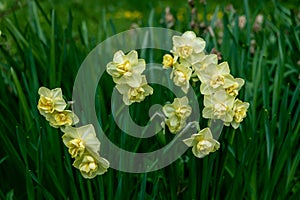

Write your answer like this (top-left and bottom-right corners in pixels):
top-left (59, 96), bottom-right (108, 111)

top-left (162, 31), bottom-right (206, 93)
top-left (106, 50), bottom-right (153, 105)
top-left (197, 61), bottom-right (249, 129)
top-left (162, 31), bottom-right (249, 158)
top-left (37, 87), bottom-right (109, 179)
top-left (37, 87), bottom-right (79, 128)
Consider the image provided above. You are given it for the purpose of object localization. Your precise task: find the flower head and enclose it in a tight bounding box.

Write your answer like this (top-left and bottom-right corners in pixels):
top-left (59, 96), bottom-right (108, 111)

top-left (162, 54), bottom-right (174, 68)
top-left (224, 75), bottom-right (245, 97)
top-left (116, 76), bottom-right (153, 105)
top-left (202, 89), bottom-right (235, 122)
top-left (62, 124), bottom-right (100, 158)
top-left (73, 152), bottom-right (109, 179)
top-left (106, 50), bottom-right (145, 87)
top-left (230, 99), bottom-right (249, 129)
top-left (45, 110), bottom-right (79, 128)
top-left (192, 53), bottom-right (218, 78)
top-left (198, 62), bottom-right (230, 93)
top-left (172, 31), bottom-right (206, 63)
top-left (37, 87), bottom-right (67, 116)
top-left (163, 96), bottom-right (192, 133)
top-left (183, 127), bottom-right (220, 158)
top-left (171, 61), bottom-right (193, 93)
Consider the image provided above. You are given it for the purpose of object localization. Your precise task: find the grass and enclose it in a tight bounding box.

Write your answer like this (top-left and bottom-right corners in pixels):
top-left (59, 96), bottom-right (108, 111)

top-left (0, 0), bottom-right (300, 199)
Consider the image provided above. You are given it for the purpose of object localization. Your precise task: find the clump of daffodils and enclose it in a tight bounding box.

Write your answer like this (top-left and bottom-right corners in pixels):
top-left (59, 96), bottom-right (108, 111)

top-left (37, 87), bottom-right (109, 179)
top-left (162, 30), bottom-right (249, 159)
top-left (106, 50), bottom-right (153, 105)
top-left (37, 29), bottom-right (250, 175)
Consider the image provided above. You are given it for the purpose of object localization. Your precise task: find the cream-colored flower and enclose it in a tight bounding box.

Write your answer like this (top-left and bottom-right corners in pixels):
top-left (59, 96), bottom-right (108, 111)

top-left (230, 99), bottom-right (249, 129)
top-left (171, 61), bottom-right (192, 93)
top-left (162, 54), bottom-right (174, 68)
top-left (163, 96), bottom-right (192, 133)
top-left (37, 87), bottom-right (67, 116)
top-left (202, 89), bottom-right (235, 122)
top-left (62, 124), bottom-right (100, 158)
top-left (115, 76), bottom-right (153, 105)
top-left (172, 31), bottom-right (206, 62)
top-left (73, 152), bottom-right (109, 179)
top-left (106, 50), bottom-right (145, 87)
top-left (183, 127), bottom-right (220, 158)
top-left (223, 75), bottom-right (245, 97)
top-left (198, 62), bottom-right (231, 94)
top-left (192, 53), bottom-right (218, 78)
top-left (45, 110), bottom-right (79, 128)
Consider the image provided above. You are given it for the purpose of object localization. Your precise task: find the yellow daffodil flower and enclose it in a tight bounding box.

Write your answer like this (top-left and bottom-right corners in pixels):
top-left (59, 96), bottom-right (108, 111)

top-left (230, 99), bottom-right (249, 129)
top-left (183, 127), bottom-right (220, 158)
top-left (162, 54), bottom-right (174, 68)
top-left (224, 75), bottom-right (245, 97)
top-left (172, 31), bottom-right (206, 63)
top-left (45, 110), bottom-right (79, 128)
top-left (106, 50), bottom-right (146, 87)
top-left (171, 61), bottom-right (192, 93)
top-left (37, 87), bottom-right (67, 116)
top-left (163, 96), bottom-right (192, 133)
top-left (73, 152), bottom-right (109, 179)
top-left (62, 124), bottom-right (101, 158)
top-left (202, 89), bottom-right (235, 123)
top-left (115, 75), bottom-right (153, 105)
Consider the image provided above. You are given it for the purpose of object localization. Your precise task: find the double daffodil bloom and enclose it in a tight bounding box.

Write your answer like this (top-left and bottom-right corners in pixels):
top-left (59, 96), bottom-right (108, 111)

top-left (230, 99), bottom-right (249, 129)
top-left (45, 110), bottom-right (79, 128)
top-left (183, 127), bottom-right (220, 158)
top-left (171, 61), bottom-right (192, 93)
top-left (62, 124), bottom-right (101, 158)
top-left (198, 62), bottom-right (231, 94)
top-left (223, 75), bottom-right (245, 97)
top-left (163, 96), bottom-right (192, 133)
top-left (202, 89), bottom-right (235, 123)
top-left (115, 76), bottom-right (153, 105)
top-left (162, 54), bottom-right (174, 68)
top-left (106, 50), bottom-right (146, 87)
top-left (192, 53), bottom-right (218, 81)
top-left (172, 31), bottom-right (206, 63)
top-left (62, 124), bottom-right (110, 178)
top-left (37, 87), bottom-right (67, 116)
top-left (73, 152), bottom-right (109, 179)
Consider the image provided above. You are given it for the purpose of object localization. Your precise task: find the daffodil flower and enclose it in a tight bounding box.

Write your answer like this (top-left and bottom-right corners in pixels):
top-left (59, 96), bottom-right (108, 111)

top-left (162, 54), bottom-right (174, 68)
top-left (45, 110), bottom-right (79, 128)
top-left (183, 127), bottom-right (220, 158)
top-left (163, 96), bottom-right (192, 133)
top-left (198, 62), bottom-right (231, 94)
top-left (73, 152), bottom-right (109, 179)
top-left (223, 75), bottom-right (245, 97)
top-left (115, 75), bottom-right (153, 105)
top-left (171, 61), bottom-right (192, 93)
top-left (62, 124), bottom-right (101, 158)
top-left (202, 89), bottom-right (235, 123)
top-left (230, 99), bottom-right (249, 129)
top-left (172, 31), bottom-right (206, 63)
top-left (106, 50), bottom-right (145, 87)
top-left (192, 53), bottom-right (218, 81)
top-left (37, 87), bottom-right (67, 116)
